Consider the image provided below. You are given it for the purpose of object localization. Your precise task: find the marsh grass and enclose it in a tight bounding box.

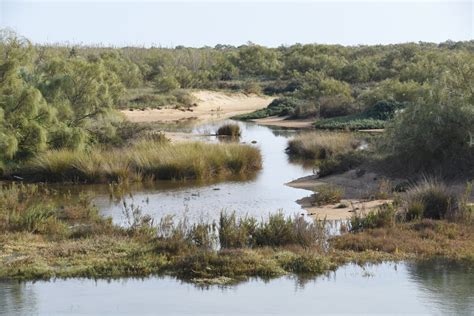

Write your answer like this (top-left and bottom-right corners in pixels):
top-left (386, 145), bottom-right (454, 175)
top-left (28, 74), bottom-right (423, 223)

top-left (402, 178), bottom-right (472, 221)
top-left (1, 183), bottom-right (472, 283)
top-left (287, 132), bottom-right (360, 160)
top-left (310, 184), bottom-right (344, 206)
top-left (217, 124), bottom-right (241, 137)
top-left (17, 141), bottom-right (262, 183)
top-left (0, 183), bottom-right (114, 238)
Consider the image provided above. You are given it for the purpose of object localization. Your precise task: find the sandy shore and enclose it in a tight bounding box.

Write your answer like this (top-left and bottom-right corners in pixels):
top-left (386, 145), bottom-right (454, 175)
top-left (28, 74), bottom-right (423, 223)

top-left (252, 116), bottom-right (314, 129)
top-left (287, 170), bottom-right (401, 220)
top-left (297, 196), bottom-right (392, 220)
top-left (122, 90), bottom-right (274, 123)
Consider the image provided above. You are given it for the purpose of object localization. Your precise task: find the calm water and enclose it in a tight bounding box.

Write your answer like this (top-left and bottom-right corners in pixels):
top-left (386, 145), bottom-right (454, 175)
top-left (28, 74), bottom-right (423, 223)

top-left (1, 261), bottom-right (473, 315)
top-left (56, 120), bottom-right (313, 225)
top-left (4, 121), bottom-right (473, 315)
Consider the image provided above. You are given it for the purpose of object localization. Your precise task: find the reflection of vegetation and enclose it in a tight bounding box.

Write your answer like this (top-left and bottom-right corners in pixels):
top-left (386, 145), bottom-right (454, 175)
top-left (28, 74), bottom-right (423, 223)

top-left (0, 281), bottom-right (38, 315)
top-left (406, 260), bottom-right (474, 315)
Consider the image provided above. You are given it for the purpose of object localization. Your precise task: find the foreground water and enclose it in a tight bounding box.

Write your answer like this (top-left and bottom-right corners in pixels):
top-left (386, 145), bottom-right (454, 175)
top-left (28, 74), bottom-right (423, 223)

top-left (55, 120), bottom-right (313, 225)
top-left (1, 261), bottom-right (473, 315)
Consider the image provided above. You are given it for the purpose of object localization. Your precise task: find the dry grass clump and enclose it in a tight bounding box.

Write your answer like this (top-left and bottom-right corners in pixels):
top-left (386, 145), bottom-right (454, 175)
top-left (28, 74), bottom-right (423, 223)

top-left (18, 141), bottom-right (262, 183)
top-left (217, 124), bottom-right (241, 137)
top-left (287, 132), bottom-right (360, 160)
top-left (401, 178), bottom-right (473, 222)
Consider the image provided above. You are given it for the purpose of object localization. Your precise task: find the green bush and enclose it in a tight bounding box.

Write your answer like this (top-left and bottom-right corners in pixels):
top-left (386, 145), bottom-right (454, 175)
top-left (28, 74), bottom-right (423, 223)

top-left (154, 76), bottom-right (180, 93)
top-left (234, 97), bottom-right (305, 120)
top-left (319, 95), bottom-right (357, 118)
top-left (382, 56), bottom-right (474, 173)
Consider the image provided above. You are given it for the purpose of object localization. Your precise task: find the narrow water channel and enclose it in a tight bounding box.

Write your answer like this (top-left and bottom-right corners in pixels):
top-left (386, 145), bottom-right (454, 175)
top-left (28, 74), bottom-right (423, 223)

top-left (1, 261), bottom-right (472, 315)
top-left (55, 120), bottom-right (314, 225)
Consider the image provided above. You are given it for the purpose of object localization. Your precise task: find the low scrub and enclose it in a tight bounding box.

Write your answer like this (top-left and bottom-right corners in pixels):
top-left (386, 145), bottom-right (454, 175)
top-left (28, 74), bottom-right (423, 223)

top-left (314, 100), bottom-right (405, 130)
top-left (315, 116), bottom-right (386, 130)
top-left (350, 204), bottom-right (396, 232)
top-left (15, 141), bottom-right (262, 183)
top-left (317, 151), bottom-right (365, 177)
top-left (120, 89), bottom-right (196, 110)
top-left (333, 218), bottom-right (474, 260)
top-left (234, 97), bottom-right (306, 120)
top-left (310, 184), bottom-right (344, 206)
top-left (349, 180), bottom-right (473, 233)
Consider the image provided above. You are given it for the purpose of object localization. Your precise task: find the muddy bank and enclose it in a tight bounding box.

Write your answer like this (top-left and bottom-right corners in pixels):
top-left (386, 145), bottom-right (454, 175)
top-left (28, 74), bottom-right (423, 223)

top-left (287, 169), bottom-right (474, 220)
top-left (122, 90), bottom-right (274, 124)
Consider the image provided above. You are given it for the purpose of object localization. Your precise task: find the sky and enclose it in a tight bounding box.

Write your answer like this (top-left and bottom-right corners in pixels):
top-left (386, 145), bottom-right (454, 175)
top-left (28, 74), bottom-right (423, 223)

top-left (0, 0), bottom-right (473, 47)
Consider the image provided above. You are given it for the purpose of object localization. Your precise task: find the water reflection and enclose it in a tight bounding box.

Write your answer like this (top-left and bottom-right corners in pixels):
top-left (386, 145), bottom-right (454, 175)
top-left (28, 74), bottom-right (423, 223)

top-left (406, 260), bottom-right (474, 315)
top-left (1, 261), bottom-right (472, 315)
top-left (52, 120), bottom-right (314, 225)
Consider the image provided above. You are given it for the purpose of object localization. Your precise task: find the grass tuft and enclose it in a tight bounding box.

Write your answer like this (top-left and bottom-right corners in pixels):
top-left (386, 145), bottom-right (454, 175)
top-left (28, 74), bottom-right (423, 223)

top-left (217, 124), bottom-right (241, 137)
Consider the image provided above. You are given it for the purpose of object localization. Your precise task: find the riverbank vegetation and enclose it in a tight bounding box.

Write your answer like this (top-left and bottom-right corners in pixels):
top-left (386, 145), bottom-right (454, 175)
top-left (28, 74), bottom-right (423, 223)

top-left (1, 182), bottom-right (472, 283)
top-left (7, 141), bottom-right (261, 183)
top-left (286, 132), bottom-right (367, 177)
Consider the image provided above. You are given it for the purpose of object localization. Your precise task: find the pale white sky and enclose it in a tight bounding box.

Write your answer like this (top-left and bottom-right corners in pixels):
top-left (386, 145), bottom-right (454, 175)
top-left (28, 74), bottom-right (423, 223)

top-left (0, 0), bottom-right (472, 47)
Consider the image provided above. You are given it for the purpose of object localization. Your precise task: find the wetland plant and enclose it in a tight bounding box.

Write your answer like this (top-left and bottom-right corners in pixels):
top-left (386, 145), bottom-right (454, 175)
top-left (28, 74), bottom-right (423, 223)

top-left (217, 124), bottom-right (242, 137)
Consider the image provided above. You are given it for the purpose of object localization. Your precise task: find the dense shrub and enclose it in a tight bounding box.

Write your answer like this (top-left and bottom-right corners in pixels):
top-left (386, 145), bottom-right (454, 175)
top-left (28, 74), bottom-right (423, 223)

top-left (319, 95), bottom-right (357, 118)
top-left (382, 54), bottom-right (474, 173)
top-left (235, 97), bottom-right (306, 120)
top-left (363, 100), bottom-right (406, 120)
top-left (314, 100), bottom-right (405, 130)
top-left (383, 92), bottom-right (474, 172)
